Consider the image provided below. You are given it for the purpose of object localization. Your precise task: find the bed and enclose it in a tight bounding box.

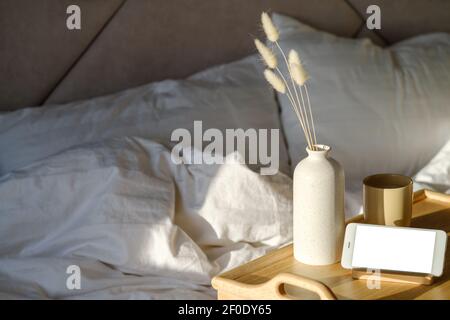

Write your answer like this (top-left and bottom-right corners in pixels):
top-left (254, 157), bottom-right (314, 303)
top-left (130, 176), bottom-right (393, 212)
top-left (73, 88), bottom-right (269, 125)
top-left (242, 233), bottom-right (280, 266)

top-left (0, 0), bottom-right (449, 299)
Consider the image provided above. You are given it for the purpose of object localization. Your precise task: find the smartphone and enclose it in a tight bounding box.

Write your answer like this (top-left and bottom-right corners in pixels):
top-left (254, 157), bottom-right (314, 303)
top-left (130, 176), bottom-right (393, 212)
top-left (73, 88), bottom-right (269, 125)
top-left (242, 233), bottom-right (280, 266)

top-left (341, 223), bottom-right (447, 276)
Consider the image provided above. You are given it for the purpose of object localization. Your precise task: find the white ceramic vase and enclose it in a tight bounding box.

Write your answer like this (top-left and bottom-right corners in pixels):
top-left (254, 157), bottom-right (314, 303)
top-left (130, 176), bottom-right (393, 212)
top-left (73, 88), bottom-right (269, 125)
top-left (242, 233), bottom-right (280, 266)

top-left (293, 144), bottom-right (345, 265)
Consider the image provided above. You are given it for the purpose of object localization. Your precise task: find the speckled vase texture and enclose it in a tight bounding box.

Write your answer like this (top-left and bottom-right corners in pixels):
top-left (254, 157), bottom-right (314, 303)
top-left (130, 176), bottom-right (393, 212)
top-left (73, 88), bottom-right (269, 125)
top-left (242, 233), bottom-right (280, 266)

top-left (293, 145), bottom-right (345, 265)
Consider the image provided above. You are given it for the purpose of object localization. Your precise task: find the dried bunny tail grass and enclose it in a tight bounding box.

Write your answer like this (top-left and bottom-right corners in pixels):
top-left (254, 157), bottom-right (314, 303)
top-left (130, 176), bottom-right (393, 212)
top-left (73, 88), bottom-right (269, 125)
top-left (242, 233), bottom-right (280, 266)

top-left (254, 39), bottom-right (277, 69)
top-left (261, 12), bottom-right (279, 42)
top-left (291, 63), bottom-right (309, 86)
top-left (288, 50), bottom-right (308, 85)
top-left (288, 49), bottom-right (301, 66)
top-left (264, 69), bottom-right (286, 93)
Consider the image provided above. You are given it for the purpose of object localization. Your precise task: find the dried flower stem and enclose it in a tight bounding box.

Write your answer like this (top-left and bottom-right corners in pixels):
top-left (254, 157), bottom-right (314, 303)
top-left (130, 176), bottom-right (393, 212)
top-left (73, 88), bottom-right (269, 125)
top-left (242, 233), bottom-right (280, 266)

top-left (298, 84), bottom-right (315, 150)
top-left (258, 12), bottom-right (318, 151)
top-left (275, 68), bottom-right (312, 150)
top-left (289, 64), bottom-right (314, 150)
top-left (304, 85), bottom-right (317, 147)
top-left (276, 42), bottom-right (316, 150)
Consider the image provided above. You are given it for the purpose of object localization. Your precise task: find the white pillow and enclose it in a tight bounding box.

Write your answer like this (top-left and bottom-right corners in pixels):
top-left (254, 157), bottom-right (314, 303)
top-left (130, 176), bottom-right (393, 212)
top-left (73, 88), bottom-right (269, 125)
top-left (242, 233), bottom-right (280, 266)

top-left (272, 13), bottom-right (450, 184)
top-left (413, 139), bottom-right (450, 194)
top-left (0, 56), bottom-right (289, 176)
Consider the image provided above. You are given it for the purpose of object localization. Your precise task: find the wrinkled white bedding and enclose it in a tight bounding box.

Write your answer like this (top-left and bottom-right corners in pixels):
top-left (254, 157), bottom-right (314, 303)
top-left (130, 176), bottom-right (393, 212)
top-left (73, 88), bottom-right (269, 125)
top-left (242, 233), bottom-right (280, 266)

top-left (0, 137), bottom-right (448, 299)
top-left (413, 139), bottom-right (450, 194)
top-left (0, 137), bottom-right (292, 299)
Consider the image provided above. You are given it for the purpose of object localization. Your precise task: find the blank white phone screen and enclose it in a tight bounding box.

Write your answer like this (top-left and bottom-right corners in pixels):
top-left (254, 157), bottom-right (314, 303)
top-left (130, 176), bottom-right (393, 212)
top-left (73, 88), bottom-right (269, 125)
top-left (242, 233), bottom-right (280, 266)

top-left (352, 225), bottom-right (436, 273)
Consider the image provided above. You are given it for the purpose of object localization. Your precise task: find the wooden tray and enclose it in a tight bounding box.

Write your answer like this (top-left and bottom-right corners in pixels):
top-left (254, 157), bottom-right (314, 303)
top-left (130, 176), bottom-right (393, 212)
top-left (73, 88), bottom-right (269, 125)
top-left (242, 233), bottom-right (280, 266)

top-left (212, 190), bottom-right (450, 300)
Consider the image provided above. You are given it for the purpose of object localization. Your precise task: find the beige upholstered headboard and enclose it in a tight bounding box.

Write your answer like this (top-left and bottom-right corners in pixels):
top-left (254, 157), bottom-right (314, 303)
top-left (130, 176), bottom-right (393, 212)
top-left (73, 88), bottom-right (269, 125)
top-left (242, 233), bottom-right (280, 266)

top-left (1, 0), bottom-right (449, 111)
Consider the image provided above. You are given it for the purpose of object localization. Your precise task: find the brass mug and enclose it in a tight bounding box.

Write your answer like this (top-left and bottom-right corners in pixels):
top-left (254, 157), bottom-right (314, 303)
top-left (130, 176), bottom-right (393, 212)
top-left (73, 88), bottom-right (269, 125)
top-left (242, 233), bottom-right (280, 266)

top-left (363, 174), bottom-right (413, 226)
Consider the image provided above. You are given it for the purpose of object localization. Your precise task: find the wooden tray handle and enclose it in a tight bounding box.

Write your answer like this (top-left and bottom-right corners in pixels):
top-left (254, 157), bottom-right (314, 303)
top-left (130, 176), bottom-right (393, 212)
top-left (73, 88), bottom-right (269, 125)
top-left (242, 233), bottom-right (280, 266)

top-left (269, 273), bottom-right (337, 300)
top-left (212, 272), bottom-right (337, 300)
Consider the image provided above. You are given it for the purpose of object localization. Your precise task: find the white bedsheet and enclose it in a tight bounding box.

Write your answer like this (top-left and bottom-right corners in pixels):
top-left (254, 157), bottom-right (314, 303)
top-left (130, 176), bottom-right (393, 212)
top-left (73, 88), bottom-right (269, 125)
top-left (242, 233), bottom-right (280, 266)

top-left (0, 137), bottom-right (292, 299)
top-left (0, 137), bottom-right (448, 299)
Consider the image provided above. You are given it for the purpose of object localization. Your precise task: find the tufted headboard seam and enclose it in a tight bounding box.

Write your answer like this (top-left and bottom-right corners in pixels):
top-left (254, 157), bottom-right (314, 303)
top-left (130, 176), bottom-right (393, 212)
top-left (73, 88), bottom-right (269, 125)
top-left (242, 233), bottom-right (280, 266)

top-left (39, 1), bottom-right (127, 106)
